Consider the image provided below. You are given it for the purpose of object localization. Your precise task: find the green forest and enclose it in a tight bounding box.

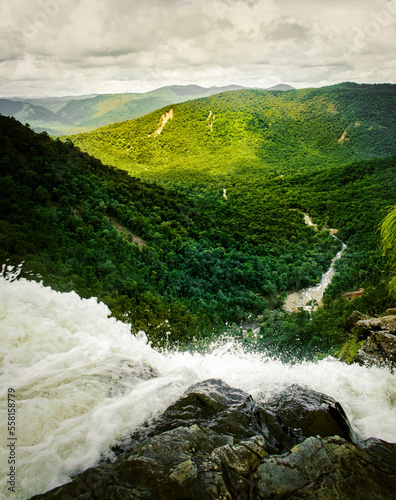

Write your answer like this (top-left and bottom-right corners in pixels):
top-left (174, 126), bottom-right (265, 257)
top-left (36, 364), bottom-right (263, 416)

top-left (67, 83), bottom-right (396, 186)
top-left (0, 84), bottom-right (245, 136)
top-left (1, 82), bottom-right (396, 357)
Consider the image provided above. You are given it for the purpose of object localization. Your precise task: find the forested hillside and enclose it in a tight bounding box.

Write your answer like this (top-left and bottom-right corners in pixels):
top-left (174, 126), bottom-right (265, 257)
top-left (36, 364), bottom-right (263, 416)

top-left (0, 84), bottom-right (245, 136)
top-left (0, 115), bottom-right (338, 343)
top-left (67, 82), bottom-right (396, 187)
top-left (1, 82), bottom-right (395, 356)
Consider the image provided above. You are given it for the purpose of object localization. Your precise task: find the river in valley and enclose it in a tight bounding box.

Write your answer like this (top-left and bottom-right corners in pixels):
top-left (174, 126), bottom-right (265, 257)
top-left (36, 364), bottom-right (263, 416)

top-left (283, 213), bottom-right (347, 313)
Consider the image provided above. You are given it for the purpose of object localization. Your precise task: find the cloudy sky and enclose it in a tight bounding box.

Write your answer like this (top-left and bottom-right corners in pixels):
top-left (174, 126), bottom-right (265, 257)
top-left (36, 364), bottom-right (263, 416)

top-left (1, 0), bottom-right (395, 97)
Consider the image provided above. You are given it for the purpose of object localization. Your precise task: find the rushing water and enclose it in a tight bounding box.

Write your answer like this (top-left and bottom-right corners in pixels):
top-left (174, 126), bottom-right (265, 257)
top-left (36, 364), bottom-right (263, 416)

top-left (1, 273), bottom-right (395, 499)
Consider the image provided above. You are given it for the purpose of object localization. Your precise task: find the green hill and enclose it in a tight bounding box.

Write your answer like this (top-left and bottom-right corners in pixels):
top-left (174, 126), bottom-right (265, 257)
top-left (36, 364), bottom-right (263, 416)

top-left (0, 98), bottom-right (65, 135)
top-left (1, 85), bottom-right (246, 136)
top-left (66, 82), bottom-right (396, 189)
top-left (1, 110), bottom-right (395, 355)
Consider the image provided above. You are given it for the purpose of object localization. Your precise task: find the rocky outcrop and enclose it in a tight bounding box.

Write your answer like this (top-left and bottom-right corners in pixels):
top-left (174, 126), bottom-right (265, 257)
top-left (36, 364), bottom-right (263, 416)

top-left (345, 310), bottom-right (370, 332)
top-left (30, 379), bottom-right (396, 500)
top-left (111, 378), bottom-right (296, 458)
top-left (342, 288), bottom-right (365, 301)
top-left (353, 332), bottom-right (396, 368)
top-left (347, 310), bottom-right (396, 369)
top-left (253, 435), bottom-right (396, 498)
top-left (264, 384), bottom-right (354, 442)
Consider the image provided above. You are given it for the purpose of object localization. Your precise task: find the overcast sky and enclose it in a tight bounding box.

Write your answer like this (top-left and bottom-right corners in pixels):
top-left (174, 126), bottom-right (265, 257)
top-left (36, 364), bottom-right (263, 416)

top-left (1, 0), bottom-right (395, 97)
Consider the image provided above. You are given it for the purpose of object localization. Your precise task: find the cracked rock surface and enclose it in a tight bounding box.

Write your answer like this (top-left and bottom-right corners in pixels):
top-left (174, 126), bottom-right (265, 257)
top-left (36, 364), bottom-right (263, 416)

top-left (30, 379), bottom-right (396, 499)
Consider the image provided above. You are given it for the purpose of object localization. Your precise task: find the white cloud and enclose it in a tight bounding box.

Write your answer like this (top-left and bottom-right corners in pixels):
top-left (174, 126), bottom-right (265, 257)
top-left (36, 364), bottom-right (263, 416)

top-left (0, 0), bottom-right (395, 96)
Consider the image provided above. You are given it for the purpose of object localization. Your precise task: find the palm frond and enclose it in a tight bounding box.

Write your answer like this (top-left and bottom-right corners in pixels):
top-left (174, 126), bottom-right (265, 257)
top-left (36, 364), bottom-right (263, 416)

top-left (380, 205), bottom-right (396, 295)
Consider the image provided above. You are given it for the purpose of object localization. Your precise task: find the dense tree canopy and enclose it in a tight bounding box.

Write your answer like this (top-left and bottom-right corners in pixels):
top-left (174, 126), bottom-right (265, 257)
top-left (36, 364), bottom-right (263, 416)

top-left (1, 83), bottom-right (395, 356)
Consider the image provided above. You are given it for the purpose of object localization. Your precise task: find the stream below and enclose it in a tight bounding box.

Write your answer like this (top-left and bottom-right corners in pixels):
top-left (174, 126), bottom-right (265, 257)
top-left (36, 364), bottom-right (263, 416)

top-left (283, 213), bottom-right (346, 313)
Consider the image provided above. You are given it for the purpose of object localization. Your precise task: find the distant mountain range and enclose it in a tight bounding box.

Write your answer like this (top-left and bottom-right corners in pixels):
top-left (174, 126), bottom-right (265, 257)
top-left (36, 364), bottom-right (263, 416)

top-left (265, 84), bottom-right (295, 91)
top-left (0, 84), bottom-right (294, 136)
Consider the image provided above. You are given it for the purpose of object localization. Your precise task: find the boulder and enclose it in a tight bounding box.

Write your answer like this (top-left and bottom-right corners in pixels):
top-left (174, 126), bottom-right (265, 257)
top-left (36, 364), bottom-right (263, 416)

top-left (30, 434), bottom-right (396, 500)
top-left (30, 380), bottom-right (396, 500)
top-left (345, 310), bottom-right (370, 334)
top-left (253, 435), bottom-right (396, 499)
top-left (264, 384), bottom-right (354, 442)
top-left (356, 316), bottom-right (396, 338)
top-left (112, 378), bottom-right (295, 457)
top-left (346, 310), bottom-right (396, 369)
top-left (353, 332), bottom-right (396, 368)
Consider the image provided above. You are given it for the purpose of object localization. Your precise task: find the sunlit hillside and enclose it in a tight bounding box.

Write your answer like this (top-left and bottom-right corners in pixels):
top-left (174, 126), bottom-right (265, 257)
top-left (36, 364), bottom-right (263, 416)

top-left (1, 82), bottom-right (396, 354)
top-left (67, 83), bottom-right (396, 187)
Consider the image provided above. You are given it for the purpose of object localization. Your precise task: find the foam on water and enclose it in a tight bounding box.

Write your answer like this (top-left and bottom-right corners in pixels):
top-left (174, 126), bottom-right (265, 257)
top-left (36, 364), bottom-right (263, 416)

top-left (1, 274), bottom-right (395, 499)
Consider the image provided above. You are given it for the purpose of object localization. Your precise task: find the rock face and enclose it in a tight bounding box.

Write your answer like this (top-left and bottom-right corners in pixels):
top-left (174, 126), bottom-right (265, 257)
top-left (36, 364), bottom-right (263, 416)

top-left (345, 310), bottom-right (370, 332)
top-left (112, 378), bottom-right (295, 458)
top-left (354, 332), bottom-right (396, 368)
top-left (254, 436), bottom-right (396, 499)
top-left (264, 384), bottom-right (354, 442)
top-left (30, 379), bottom-right (396, 500)
top-left (347, 310), bottom-right (396, 369)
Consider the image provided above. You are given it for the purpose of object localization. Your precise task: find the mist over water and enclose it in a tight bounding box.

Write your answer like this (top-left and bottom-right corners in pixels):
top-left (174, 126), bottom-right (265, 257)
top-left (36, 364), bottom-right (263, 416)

top-left (1, 273), bottom-right (395, 499)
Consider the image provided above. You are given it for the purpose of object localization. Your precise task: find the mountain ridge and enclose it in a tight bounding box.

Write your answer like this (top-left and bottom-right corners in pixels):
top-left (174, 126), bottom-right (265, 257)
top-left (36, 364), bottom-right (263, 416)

top-left (65, 82), bottom-right (396, 188)
top-left (0, 83), bottom-right (294, 135)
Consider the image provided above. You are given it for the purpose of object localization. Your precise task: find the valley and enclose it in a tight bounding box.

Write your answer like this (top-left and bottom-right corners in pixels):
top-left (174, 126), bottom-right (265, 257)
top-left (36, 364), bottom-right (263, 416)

top-left (1, 81), bottom-right (396, 500)
top-left (1, 82), bottom-right (396, 357)
top-left (283, 212), bottom-right (347, 313)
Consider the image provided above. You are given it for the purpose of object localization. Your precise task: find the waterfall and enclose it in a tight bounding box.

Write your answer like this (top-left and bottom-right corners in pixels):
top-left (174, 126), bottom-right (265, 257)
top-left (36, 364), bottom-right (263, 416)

top-left (1, 273), bottom-right (395, 499)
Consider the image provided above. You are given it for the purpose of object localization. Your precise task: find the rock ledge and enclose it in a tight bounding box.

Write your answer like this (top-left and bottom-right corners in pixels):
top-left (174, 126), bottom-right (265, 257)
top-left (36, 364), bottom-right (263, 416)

top-left (30, 379), bottom-right (396, 500)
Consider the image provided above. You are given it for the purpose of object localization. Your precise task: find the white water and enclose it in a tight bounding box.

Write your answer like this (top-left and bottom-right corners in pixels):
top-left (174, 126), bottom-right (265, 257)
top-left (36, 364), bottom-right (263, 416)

top-left (1, 273), bottom-right (395, 499)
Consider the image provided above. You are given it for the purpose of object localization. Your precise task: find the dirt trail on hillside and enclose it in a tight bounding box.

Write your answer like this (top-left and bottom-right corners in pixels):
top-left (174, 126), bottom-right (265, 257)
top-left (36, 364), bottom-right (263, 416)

top-left (151, 109), bottom-right (173, 136)
top-left (338, 125), bottom-right (350, 143)
top-left (207, 110), bottom-right (215, 130)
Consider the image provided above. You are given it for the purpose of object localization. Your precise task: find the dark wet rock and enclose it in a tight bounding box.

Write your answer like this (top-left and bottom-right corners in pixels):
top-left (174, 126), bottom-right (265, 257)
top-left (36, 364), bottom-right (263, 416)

top-left (358, 437), bottom-right (396, 475)
top-left (353, 331), bottom-right (396, 369)
top-left (253, 435), bottom-right (396, 499)
top-left (113, 378), bottom-right (295, 457)
top-left (31, 427), bottom-right (268, 500)
top-left (264, 384), bottom-right (354, 442)
top-left (30, 380), bottom-right (396, 500)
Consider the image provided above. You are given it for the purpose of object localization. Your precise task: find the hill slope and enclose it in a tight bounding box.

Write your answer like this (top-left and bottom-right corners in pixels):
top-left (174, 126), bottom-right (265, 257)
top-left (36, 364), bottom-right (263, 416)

top-left (0, 98), bottom-right (64, 134)
top-left (67, 82), bottom-right (396, 188)
top-left (1, 85), bottom-right (246, 136)
top-left (1, 114), bottom-right (395, 354)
